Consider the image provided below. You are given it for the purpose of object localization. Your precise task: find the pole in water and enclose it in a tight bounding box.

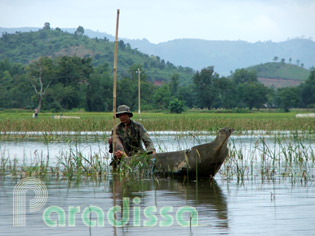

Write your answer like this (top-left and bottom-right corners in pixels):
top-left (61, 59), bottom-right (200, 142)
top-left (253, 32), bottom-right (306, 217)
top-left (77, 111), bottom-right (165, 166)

top-left (112, 9), bottom-right (120, 155)
top-left (137, 68), bottom-right (141, 116)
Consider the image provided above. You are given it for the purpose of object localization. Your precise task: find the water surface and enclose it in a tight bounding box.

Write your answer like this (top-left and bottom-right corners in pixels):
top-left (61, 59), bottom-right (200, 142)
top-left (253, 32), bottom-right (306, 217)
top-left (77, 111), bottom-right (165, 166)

top-left (0, 132), bottom-right (314, 235)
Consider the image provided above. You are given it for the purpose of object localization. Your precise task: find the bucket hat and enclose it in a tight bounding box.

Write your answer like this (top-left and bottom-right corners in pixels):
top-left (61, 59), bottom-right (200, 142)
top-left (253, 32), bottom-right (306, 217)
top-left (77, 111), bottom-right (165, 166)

top-left (116, 105), bottom-right (133, 118)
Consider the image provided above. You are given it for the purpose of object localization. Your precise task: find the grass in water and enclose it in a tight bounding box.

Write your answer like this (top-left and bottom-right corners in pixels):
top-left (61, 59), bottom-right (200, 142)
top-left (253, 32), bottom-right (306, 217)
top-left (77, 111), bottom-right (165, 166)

top-left (0, 132), bottom-right (313, 185)
top-left (220, 134), bottom-right (315, 184)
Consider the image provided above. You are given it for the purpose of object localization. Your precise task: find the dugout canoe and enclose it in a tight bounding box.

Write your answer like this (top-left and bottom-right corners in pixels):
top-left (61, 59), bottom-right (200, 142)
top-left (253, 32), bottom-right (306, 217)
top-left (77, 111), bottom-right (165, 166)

top-left (152, 127), bottom-right (233, 178)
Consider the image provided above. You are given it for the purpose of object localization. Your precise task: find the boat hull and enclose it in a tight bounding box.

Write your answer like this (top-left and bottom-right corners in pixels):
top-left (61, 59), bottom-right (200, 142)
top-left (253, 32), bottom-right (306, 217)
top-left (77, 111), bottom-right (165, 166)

top-left (152, 127), bottom-right (233, 177)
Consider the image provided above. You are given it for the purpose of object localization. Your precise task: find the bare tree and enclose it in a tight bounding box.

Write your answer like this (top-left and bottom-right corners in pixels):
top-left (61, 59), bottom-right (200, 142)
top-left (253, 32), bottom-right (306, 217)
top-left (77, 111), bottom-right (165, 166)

top-left (28, 57), bottom-right (53, 113)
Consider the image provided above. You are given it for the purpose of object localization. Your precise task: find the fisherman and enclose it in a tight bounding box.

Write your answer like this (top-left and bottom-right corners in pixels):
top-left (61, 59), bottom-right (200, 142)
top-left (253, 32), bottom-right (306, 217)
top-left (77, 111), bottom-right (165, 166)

top-left (109, 105), bottom-right (156, 167)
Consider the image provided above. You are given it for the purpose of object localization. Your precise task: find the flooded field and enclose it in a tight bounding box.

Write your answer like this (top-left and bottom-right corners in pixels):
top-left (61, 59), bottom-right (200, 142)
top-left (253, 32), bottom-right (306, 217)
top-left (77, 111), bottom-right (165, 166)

top-left (0, 132), bottom-right (314, 235)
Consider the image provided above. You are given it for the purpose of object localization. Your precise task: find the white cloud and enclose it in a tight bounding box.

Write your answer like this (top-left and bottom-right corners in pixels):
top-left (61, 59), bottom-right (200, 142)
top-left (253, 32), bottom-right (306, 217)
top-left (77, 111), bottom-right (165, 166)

top-left (0, 0), bottom-right (314, 43)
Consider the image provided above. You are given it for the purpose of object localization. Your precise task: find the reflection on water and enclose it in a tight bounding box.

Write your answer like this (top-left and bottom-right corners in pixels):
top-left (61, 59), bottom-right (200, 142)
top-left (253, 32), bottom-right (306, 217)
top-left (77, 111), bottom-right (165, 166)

top-left (1, 175), bottom-right (315, 236)
top-left (110, 177), bottom-right (228, 233)
top-left (0, 176), bottom-right (229, 236)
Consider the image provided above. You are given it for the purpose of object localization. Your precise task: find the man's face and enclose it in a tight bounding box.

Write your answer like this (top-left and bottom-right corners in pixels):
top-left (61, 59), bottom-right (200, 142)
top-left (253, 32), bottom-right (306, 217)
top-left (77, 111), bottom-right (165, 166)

top-left (118, 113), bottom-right (130, 124)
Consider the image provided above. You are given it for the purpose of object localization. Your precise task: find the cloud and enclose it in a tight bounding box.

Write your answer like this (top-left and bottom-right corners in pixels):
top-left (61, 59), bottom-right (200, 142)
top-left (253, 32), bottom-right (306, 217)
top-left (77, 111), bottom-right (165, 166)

top-left (0, 0), bottom-right (314, 43)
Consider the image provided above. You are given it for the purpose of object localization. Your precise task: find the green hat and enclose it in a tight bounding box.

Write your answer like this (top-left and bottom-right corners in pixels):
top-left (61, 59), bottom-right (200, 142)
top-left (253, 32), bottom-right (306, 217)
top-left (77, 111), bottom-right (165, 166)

top-left (116, 105), bottom-right (133, 118)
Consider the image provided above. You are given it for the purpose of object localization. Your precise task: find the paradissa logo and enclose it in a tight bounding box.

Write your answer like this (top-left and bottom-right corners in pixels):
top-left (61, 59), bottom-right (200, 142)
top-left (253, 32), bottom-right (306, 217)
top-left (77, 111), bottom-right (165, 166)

top-left (13, 177), bottom-right (198, 228)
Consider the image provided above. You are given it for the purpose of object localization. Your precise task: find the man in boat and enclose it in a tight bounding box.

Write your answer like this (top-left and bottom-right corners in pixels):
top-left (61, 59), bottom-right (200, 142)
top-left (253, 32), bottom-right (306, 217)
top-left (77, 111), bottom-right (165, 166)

top-left (109, 105), bottom-right (156, 167)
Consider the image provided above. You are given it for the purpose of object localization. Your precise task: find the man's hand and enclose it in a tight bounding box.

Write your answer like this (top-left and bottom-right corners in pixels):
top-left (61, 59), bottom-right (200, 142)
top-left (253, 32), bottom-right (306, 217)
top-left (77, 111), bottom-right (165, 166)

top-left (115, 150), bottom-right (127, 159)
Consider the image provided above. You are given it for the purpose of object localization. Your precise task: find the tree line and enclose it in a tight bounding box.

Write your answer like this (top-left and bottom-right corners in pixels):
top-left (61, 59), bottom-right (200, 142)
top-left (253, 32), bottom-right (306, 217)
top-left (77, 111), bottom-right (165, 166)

top-left (0, 56), bottom-right (314, 113)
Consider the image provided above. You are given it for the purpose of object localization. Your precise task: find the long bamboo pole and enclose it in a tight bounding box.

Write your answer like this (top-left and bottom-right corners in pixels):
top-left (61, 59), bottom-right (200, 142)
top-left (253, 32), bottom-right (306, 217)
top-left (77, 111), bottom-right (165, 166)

top-left (137, 68), bottom-right (141, 116)
top-left (112, 9), bottom-right (120, 156)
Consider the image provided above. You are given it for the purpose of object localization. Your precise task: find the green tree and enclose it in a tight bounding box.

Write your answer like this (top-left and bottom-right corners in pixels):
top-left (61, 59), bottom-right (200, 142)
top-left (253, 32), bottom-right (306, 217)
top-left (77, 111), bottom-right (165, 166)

top-left (0, 59), bottom-right (32, 109)
top-left (169, 98), bottom-right (185, 113)
top-left (54, 56), bottom-right (93, 109)
top-left (75, 26), bottom-right (84, 36)
top-left (44, 83), bottom-right (64, 111)
top-left (139, 81), bottom-right (156, 110)
top-left (169, 74), bottom-right (179, 97)
top-left (118, 40), bottom-right (126, 50)
top-left (213, 77), bottom-right (237, 108)
top-left (43, 22), bottom-right (51, 30)
top-left (232, 69), bottom-right (258, 84)
top-left (193, 66), bottom-right (219, 109)
top-left (237, 82), bottom-right (269, 110)
top-left (86, 63), bottom-right (112, 111)
top-left (276, 87), bottom-right (301, 112)
top-left (178, 85), bottom-right (194, 108)
top-left (117, 77), bottom-right (137, 110)
top-left (301, 68), bottom-right (315, 107)
top-left (153, 84), bottom-right (171, 109)
top-left (116, 64), bottom-right (152, 111)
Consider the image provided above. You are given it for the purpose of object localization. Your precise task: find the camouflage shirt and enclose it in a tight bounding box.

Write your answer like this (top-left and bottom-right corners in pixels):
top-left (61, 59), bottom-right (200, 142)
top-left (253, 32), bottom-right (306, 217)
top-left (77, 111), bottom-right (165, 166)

top-left (114, 119), bottom-right (155, 156)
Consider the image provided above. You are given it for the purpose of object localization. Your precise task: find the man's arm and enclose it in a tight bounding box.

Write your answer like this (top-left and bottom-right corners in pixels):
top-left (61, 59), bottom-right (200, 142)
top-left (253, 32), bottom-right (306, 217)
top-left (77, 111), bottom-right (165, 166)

top-left (108, 126), bottom-right (128, 158)
top-left (139, 125), bottom-right (156, 154)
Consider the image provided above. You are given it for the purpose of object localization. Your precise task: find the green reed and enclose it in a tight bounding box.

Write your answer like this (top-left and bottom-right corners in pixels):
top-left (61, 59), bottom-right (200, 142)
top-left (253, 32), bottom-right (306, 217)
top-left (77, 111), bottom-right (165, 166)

top-left (0, 146), bottom-right (110, 183)
top-left (1, 127), bottom-right (314, 184)
top-left (221, 133), bottom-right (315, 184)
top-left (116, 152), bottom-right (153, 179)
top-left (55, 144), bottom-right (110, 182)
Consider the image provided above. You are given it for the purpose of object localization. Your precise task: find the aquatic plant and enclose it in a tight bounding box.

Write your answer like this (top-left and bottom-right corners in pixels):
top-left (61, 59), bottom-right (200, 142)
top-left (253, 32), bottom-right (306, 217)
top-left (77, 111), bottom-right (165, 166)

top-left (220, 134), bottom-right (315, 184)
top-left (0, 128), bottom-right (314, 184)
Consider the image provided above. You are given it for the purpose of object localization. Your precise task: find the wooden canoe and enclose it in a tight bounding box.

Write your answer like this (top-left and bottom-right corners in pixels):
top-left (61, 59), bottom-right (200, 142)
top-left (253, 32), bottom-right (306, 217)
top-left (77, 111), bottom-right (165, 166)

top-left (152, 127), bottom-right (233, 178)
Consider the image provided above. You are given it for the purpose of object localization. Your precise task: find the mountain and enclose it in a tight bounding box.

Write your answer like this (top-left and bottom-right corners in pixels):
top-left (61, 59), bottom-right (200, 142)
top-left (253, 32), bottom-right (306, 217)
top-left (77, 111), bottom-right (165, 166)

top-left (0, 28), bottom-right (194, 84)
top-left (2, 27), bottom-right (315, 77)
top-left (1, 27), bottom-right (314, 84)
top-left (124, 38), bottom-right (315, 77)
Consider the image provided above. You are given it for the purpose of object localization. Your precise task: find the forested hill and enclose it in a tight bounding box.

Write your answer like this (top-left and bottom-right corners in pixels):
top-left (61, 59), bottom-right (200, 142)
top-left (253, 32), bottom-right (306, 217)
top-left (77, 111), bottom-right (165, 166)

top-left (3, 27), bottom-right (315, 77)
top-left (0, 28), bottom-right (194, 84)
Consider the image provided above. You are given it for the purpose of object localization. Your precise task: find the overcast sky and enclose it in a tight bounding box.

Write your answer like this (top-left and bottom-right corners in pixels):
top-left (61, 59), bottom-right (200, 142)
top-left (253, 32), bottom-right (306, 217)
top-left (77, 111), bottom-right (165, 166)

top-left (1, 0), bottom-right (315, 43)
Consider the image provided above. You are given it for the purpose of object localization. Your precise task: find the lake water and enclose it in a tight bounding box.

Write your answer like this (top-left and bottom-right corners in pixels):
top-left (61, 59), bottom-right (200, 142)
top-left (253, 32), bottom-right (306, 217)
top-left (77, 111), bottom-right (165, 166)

top-left (0, 132), bottom-right (314, 235)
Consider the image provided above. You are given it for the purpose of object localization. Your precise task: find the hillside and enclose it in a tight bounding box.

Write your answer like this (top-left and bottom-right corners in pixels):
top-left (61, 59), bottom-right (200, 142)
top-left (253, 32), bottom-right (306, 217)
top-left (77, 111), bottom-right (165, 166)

top-left (2, 27), bottom-right (315, 77)
top-left (247, 62), bottom-right (309, 80)
top-left (0, 28), bottom-right (194, 85)
top-left (246, 62), bottom-right (309, 88)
